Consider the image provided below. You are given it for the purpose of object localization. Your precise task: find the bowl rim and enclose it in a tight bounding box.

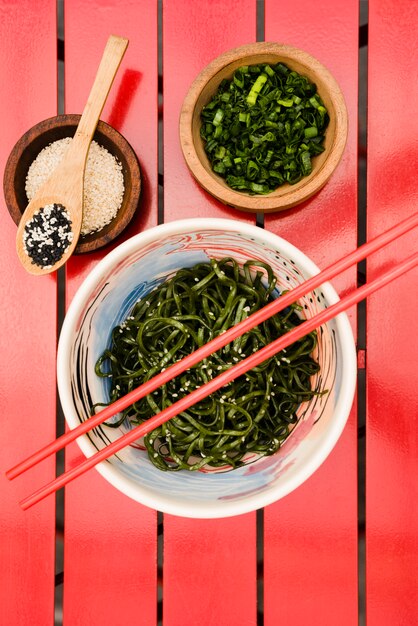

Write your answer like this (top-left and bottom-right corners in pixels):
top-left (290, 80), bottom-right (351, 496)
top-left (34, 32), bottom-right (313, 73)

top-left (179, 41), bottom-right (349, 213)
top-left (3, 113), bottom-right (141, 254)
top-left (57, 217), bottom-right (357, 518)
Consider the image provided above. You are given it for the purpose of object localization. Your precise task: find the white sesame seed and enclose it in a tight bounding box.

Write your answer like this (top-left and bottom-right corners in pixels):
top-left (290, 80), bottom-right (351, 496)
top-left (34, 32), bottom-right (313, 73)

top-left (26, 138), bottom-right (124, 235)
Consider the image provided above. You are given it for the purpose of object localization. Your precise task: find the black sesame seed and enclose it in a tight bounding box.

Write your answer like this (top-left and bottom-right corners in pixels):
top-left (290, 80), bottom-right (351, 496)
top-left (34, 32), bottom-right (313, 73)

top-left (23, 203), bottom-right (73, 269)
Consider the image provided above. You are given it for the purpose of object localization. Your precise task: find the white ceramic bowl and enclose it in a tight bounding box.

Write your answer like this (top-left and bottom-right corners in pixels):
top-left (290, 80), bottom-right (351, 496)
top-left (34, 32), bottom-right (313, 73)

top-left (57, 218), bottom-right (356, 518)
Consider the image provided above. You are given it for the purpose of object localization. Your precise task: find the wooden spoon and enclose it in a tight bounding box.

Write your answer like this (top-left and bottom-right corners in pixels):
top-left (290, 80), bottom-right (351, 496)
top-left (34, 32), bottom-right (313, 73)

top-left (16, 34), bottom-right (129, 275)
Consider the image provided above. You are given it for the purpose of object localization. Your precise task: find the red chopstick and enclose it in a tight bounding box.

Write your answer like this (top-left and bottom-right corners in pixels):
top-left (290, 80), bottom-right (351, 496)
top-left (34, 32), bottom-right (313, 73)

top-left (17, 249), bottom-right (418, 510)
top-left (6, 209), bottom-right (418, 484)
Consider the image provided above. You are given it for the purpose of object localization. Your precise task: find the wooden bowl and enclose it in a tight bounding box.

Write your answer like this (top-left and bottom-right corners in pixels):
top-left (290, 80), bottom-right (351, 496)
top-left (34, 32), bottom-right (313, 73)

top-left (179, 42), bottom-right (348, 213)
top-left (3, 114), bottom-right (141, 254)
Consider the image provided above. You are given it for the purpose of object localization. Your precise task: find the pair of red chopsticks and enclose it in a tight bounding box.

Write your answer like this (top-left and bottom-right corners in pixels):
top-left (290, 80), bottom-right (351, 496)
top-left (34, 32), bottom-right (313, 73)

top-left (7, 211), bottom-right (418, 510)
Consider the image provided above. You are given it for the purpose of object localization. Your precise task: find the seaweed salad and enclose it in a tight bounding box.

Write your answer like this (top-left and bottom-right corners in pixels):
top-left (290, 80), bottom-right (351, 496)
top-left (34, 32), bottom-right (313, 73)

top-left (94, 258), bottom-right (321, 471)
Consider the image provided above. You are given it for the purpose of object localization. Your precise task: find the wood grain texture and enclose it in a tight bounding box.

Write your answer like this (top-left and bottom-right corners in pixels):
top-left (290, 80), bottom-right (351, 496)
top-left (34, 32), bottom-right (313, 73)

top-left (162, 2), bottom-right (258, 625)
top-left (0, 0), bottom-right (57, 624)
top-left (366, 0), bottom-right (418, 623)
top-left (263, 1), bottom-right (359, 624)
top-left (63, 2), bottom-right (159, 625)
top-left (180, 42), bottom-right (348, 213)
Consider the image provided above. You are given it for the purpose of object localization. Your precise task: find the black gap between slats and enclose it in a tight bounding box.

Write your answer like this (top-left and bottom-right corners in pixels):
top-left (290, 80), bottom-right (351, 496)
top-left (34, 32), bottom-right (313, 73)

top-left (54, 3), bottom-right (66, 626)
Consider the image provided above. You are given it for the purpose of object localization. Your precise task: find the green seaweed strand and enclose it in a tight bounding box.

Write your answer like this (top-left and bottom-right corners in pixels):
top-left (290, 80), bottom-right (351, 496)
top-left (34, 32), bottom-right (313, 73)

top-left (94, 258), bottom-right (321, 471)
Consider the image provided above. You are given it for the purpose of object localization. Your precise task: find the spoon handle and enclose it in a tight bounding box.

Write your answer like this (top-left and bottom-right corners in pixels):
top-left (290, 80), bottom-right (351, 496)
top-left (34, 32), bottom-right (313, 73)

top-left (72, 35), bottom-right (129, 153)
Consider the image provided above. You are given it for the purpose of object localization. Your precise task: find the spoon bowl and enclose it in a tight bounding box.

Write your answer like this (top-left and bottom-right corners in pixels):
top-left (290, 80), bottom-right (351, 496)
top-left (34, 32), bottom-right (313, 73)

top-left (15, 143), bottom-right (85, 273)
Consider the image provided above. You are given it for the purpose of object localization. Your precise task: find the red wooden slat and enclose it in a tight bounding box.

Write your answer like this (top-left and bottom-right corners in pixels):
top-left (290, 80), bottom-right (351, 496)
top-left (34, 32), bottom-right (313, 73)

top-left (63, 2), bottom-right (158, 624)
top-left (366, 1), bottom-right (418, 623)
top-left (163, 1), bottom-right (257, 624)
top-left (163, 0), bottom-right (256, 225)
top-left (0, 1), bottom-right (57, 624)
top-left (263, 2), bottom-right (359, 624)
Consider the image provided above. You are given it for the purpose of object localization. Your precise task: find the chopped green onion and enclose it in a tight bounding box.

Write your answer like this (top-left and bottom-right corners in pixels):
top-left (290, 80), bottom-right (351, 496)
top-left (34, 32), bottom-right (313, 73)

top-left (277, 98), bottom-right (294, 107)
top-left (304, 126), bottom-right (318, 139)
top-left (200, 61), bottom-right (329, 194)
top-left (212, 108), bottom-right (224, 126)
top-left (213, 162), bottom-right (226, 174)
top-left (300, 151), bottom-right (312, 175)
top-left (249, 182), bottom-right (269, 193)
top-left (309, 95), bottom-right (321, 109)
top-left (246, 74), bottom-right (267, 106)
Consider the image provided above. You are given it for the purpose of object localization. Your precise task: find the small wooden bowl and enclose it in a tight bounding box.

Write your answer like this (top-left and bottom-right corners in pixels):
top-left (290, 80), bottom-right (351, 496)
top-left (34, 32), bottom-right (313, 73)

top-left (3, 114), bottom-right (141, 254)
top-left (179, 42), bottom-right (348, 213)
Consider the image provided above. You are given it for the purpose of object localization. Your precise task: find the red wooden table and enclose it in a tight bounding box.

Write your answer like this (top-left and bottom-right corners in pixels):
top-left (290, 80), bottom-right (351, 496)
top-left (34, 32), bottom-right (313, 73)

top-left (1, 1), bottom-right (417, 624)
